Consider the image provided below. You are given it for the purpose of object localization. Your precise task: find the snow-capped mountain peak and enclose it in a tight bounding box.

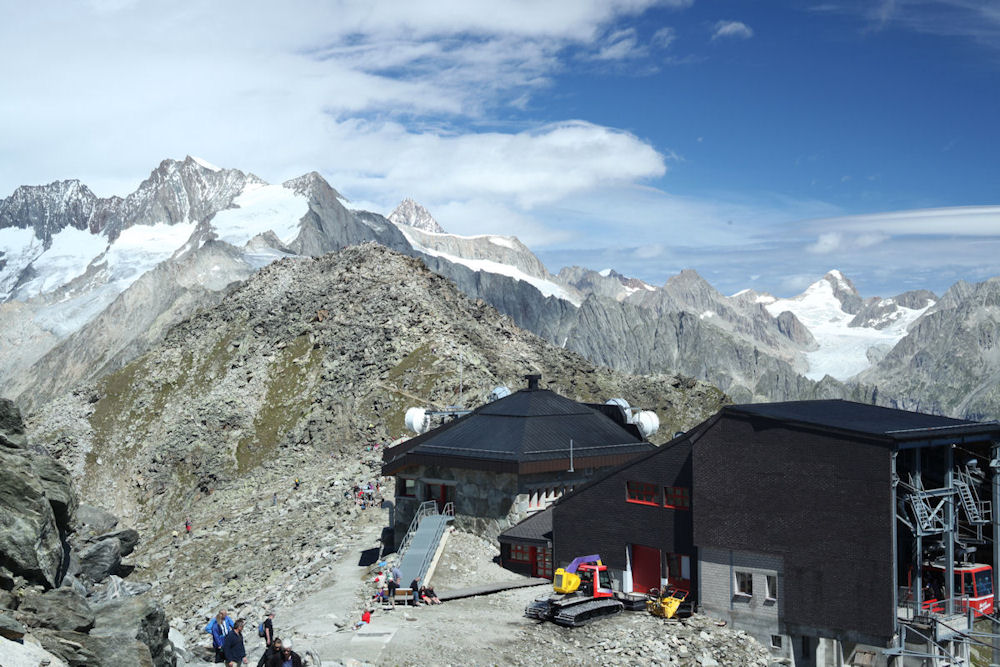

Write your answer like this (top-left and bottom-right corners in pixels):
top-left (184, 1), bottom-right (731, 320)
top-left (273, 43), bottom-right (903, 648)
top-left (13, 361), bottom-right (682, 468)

top-left (388, 198), bottom-right (445, 234)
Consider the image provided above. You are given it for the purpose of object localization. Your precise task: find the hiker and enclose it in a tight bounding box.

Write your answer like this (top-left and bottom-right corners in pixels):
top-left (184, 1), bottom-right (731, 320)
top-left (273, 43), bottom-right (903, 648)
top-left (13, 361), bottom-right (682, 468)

top-left (171, 529), bottom-right (179, 543)
top-left (222, 618), bottom-right (247, 666)
top-left (410, 577), bottom-right (421, 605)
top-left (205, 609), bottom-right (234, 663)
top-left (420, 585), bottom-right (442, 605)
top-left (266, 638), bottom-right (302, 667)
top-left (272, 493), bottom-right (277, 506)
top-left (354, 609), bottom-right (372, 629)
top-left (260, 611), bottom-right (274, 647)
top-left (185, 518), bottom-right (192, 535)
top-left (293, 478), bottom-right (300, 491)
top-left (256, 636), bottom-right (282, 667)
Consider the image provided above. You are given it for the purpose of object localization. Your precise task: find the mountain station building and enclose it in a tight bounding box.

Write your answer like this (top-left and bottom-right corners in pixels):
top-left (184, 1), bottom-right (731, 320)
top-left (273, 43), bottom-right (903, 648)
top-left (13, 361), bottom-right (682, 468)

top-left (381, 375), bottom-right (656, 547)
top-left (530, 399), bottom-right (1000, 666)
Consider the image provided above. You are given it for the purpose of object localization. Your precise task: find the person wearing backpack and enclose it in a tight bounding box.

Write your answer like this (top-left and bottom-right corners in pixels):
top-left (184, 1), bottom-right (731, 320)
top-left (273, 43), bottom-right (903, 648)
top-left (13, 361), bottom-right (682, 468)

top-left (258, 612), bottom-right (274, 647)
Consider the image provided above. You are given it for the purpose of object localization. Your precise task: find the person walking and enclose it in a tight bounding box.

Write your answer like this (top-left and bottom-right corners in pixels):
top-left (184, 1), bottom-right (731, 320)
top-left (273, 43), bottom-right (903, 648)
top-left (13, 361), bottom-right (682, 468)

top-left (205, 609), bottom-right (234, 663)
top-left (256, 636), bottom-right (281, 667)
top-left (222, 618), bottom-right (248, 666)
top-left (266, 638), bottom-right (303, 667)
top-left (261, 611), bottom-right (274, 647)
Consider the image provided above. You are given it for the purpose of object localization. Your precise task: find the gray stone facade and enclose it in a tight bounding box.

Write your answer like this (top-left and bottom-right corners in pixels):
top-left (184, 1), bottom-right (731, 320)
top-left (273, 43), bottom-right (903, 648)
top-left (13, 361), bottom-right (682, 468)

top-left (392, 465), bottom-right (591, 545)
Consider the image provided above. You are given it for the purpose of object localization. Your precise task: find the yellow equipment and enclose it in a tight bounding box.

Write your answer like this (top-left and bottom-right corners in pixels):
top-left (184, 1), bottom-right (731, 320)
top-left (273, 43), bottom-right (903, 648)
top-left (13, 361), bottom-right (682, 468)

top-left (646, 586), bottom-right (689, 619)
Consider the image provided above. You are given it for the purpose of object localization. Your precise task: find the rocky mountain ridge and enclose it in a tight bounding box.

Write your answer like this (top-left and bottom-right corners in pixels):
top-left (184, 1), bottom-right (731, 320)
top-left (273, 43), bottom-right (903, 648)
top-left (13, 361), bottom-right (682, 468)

top-left (3, 159), bottom-right (998, 421)
top-left (21, 244), bottom-right (725, 654)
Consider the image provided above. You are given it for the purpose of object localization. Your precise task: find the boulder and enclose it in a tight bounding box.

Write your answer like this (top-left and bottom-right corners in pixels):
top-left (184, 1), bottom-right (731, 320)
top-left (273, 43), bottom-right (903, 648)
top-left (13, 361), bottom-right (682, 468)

top-left (0, 446), bottom-right (64, 587)
top-left (30, 454), bottom-right (77, 528)
top-left (95, 528), bottom-right (140, 556)
top-left (74, 504), bottom-right (119, 538)
top-left (33, 628), bottom-right (155, 667)
top-left (0, 398), bottom-right (27, 449)
top-left (78, 537), bottom-right (121, 583)
top-left (0, 610), bottom-right (26, 641)
top-left (92, 596), bottom-right (173, 667)
top-left (87, 574), bottom-right (152, 606)
top-left (0, 635), bottom-right (69, 667)
top-left (18, 587), bottom-right (94, 632)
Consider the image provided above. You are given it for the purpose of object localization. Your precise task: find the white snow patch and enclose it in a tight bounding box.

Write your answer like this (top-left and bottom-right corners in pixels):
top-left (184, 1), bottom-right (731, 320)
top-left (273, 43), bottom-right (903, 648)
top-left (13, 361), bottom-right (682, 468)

top-left (104, 221), bottom-right (198, 289)
top-left (643, 282), bottom-right (656, 292)
top-left (755, 294), bottom-right (776, 305)
top-left (17, 227), bottom-right (108, 297)
top-left (191, 156), bottom-right (222, 172)
top-left (730, 288), bottom-right (751, 298)
top-left (699, 310), bottom-right (716, 319)
top-left (410, 242), bottom-right (580, 306)
top-left (0, 227), bottom-right (43, 300)
top-left (598, 268), bottom-right (613, 277)
top-left (765, 277), bottom-right (931, 381)
top-left (488, 236), bottom-right (515, 249)
top-left (209, 184), bottom-right (308, 247)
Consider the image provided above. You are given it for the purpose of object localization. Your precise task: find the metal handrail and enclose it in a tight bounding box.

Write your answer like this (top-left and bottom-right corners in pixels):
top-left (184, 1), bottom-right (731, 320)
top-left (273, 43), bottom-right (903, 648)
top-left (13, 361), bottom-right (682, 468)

top-left (415, 506), bottom-right (454, 583)
top-left (398, 501), bottom-right (439, 558)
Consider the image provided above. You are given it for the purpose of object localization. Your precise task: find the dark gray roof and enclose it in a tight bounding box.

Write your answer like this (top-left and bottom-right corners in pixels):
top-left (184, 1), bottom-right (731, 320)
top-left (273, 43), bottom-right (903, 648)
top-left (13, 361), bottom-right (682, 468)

top-left (498, 507), bottom-right (553, 545)
top-left (383, 388), bottom-right (653, 474)
top-left (724, 400), bottom-right (1000, 442)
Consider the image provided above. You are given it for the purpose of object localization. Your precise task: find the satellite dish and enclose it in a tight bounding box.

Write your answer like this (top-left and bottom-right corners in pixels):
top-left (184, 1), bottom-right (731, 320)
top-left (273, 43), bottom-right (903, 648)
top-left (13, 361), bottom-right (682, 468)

top-left (606, 398), bottom-right (632, 423)
top-left (635, 411), bottom-right (660, 438)
top-left (405, 407), bottom-right (431, 434)
top-left (489, 385), bottom-right (511, 402)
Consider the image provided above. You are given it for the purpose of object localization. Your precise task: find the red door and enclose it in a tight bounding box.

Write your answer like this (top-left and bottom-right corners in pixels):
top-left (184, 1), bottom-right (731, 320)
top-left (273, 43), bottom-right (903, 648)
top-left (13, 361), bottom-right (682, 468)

top-left (631, 544), bottom-right (661, 595)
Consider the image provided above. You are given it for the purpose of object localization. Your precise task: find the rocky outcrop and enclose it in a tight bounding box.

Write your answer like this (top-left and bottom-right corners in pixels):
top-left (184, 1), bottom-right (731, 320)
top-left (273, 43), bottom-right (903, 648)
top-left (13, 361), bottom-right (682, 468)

top-left (18, 588), bottom-right (95, 633)
top-left (0, 399), bottom-right (175, 665)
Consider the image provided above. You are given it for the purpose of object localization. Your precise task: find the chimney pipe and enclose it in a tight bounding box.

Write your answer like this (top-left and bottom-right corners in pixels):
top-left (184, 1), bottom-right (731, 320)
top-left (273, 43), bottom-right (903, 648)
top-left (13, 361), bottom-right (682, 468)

top-left (525, 374), bottom-right (541, 390)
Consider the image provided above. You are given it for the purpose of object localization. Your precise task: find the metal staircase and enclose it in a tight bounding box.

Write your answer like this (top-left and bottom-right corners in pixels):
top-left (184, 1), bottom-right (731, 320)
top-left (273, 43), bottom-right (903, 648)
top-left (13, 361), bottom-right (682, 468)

top-left (396, 501), bottom-right (454, 586)
top-left (906, 474), bottom-right (954, 536)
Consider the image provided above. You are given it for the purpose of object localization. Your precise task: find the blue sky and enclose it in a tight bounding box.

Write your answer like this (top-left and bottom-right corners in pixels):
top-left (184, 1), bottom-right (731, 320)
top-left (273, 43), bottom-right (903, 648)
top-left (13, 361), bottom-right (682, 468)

top-left (1, 0), bottom-right (998, 297)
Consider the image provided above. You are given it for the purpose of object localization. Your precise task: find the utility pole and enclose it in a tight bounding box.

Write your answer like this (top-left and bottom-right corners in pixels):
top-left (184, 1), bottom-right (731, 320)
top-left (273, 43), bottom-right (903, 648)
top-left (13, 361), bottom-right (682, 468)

top-left (568, 439), bottom-right (574, 473)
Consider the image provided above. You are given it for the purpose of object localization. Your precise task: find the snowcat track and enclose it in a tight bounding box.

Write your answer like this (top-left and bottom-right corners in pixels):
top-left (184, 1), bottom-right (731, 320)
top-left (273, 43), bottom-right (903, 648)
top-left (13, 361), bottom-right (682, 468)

top-left (525, 599), bottom-right (554, 620)
top-left (552, 598), bottom-right (624, 627)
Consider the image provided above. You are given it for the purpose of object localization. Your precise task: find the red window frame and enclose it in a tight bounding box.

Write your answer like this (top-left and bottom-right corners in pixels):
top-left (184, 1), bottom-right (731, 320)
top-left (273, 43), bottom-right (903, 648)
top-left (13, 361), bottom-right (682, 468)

top-left (663, 486), bottom-right (690, 510)
top-left (626, 481), bottom-right (658, 506)
top-left (509, 544), bottom-right (532, 562)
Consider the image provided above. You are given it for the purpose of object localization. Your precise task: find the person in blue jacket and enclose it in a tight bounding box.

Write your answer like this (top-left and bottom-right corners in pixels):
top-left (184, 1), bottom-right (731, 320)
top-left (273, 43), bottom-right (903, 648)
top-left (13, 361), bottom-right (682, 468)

top-left (222, 618), bottom-right (248, 666)
top-left (204, 609), bottom-right (235, 663)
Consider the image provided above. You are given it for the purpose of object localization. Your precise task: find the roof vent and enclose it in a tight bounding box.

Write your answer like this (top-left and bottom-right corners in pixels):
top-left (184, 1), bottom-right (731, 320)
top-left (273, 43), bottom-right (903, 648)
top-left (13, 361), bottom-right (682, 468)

top-left (525, 374), bottom-right (541, 390)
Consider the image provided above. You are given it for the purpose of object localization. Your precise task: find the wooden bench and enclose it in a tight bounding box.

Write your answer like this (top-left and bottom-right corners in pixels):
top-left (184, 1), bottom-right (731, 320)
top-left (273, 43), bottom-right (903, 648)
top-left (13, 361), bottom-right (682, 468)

top-left (392, 588), bottom-right (416, 605)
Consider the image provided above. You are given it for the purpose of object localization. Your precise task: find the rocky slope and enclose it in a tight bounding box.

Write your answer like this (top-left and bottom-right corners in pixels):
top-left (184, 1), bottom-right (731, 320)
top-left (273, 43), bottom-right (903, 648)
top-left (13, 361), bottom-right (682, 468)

top-left (0, 399), bottom-right (176, 667)
top-left (20, 244), bottom-right (723, 656)
top-left (854, 278), bottom-right (1000, 419)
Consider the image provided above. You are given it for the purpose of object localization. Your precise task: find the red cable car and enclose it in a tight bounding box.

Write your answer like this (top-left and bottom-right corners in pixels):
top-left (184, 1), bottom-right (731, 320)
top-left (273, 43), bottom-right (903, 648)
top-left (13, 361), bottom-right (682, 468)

top-left (922, 562), bottom-right (994, 617)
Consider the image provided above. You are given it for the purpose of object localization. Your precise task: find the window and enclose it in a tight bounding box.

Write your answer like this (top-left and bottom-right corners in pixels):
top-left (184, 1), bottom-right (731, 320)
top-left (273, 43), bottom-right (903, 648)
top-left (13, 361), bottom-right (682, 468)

top-left (663, 486), bottom-right (691, 509)
top-left (766, 574), bottom-right (778, 600)
top-left (626, 481), bottom-right (658, 505)
top-left (397, 478), bottom-right (416, 497)
top-left (510, 544), bottom-right (532, 562)
top-left (735, 571), bottom-right (753, 597)
top-left (771, 635), bottom-right (783, 649)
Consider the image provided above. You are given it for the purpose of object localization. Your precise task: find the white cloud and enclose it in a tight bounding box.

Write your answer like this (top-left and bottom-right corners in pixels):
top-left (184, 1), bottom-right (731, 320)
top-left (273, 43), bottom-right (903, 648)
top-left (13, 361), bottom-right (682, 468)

top-left (807, 206), bottom-right (1000, 236)
top-left (0, 0), bottom-right (683, 198)
top-left (807, 232), bottom-right (843, 254)
top-left (712, 20), bottom-right (754, 40)
top-left (652, 26), bottom-right (678, 48)
top-left (591, 28), bottom-right (643, 60)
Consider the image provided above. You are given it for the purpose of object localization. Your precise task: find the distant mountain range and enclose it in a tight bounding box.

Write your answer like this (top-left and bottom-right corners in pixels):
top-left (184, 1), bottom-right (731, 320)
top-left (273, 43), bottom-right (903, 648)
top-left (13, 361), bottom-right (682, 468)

top-left (3, 157), bottom-right (999, 420)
